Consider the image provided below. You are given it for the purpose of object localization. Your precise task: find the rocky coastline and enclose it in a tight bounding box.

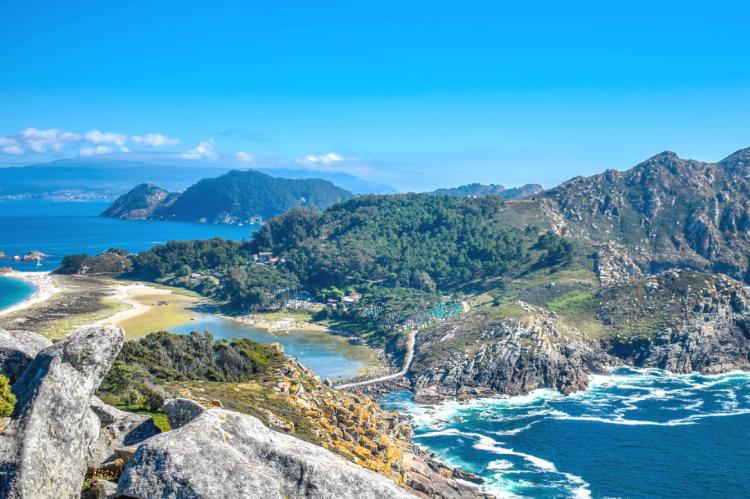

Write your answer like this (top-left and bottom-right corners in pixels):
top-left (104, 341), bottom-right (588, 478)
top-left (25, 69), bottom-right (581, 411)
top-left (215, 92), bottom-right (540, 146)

top-left (391, 269), bottom-right (750, 404)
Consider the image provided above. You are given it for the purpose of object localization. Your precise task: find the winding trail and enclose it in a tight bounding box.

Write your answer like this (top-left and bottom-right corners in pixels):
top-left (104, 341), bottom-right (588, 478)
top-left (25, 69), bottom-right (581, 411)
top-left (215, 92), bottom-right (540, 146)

top-left (335, 330), bottom-right (417, 390)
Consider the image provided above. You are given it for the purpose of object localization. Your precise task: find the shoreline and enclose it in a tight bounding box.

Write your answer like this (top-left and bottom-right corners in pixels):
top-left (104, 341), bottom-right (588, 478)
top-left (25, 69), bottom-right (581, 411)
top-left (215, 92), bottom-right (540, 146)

top-left (0, 271), bottom-right (60, 319)
top-left (93, 282), bottom-right (183, 328)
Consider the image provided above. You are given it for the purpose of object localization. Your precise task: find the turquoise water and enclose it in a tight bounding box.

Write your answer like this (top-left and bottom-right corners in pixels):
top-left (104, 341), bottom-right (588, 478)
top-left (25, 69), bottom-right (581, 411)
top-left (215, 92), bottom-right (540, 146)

top-left (382, 368), bottom-right (750, 498)
top-left (170, 313), bottom-right (378, 380)
top-left (0, 200), bottom-right (254, 272)
top-left (0, 276), bottom-right (36, 312)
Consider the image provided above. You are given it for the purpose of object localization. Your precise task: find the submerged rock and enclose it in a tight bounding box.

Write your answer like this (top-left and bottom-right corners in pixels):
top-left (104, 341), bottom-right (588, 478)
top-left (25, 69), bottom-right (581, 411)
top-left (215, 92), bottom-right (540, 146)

top-left (118, 407), bottom-right (415, 499)
top-left (0, 326), bottom-right (124, 499)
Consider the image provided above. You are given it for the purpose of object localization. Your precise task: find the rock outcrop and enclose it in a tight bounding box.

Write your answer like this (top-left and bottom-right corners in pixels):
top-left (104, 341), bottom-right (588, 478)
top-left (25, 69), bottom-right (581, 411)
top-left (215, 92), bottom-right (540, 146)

top-left (409, 308), bottom-right (611, 402)
top-left (594, 242), bottom-right (642, 285)
top-left (118, 402), bottom-right (416, 499)
top-left (165, 355), bottom-right (489, 498)
top-left (600, 270), bottom-right (750, 373)
top-left (0, 326), bottom-right (124, 499)
top-left (162, 397), bottom-right (205, 428)
top-left (536, 147), bottom-right (750, 279)
top-left (100, 183), bottom-right (178, 220)
top-left (0, 329), bottom-right (52, 384)
top-left (88, 397), bottom-right (160, 467)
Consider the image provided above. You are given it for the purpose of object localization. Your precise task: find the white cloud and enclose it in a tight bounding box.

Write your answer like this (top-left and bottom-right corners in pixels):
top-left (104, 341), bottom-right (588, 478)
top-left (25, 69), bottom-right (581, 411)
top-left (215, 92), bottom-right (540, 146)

top-left (85, 130), bottom-right (127, 147)
top-left (0, 137), bottom-right (24, 155)
top-left (132, 133), bottom-right (179, 147)
top-left (0, 127), bottom-right (183, 156)
top-left (179, 139), bottom-right (217, 160)
top-left (236, 151), bottom-right (255, 163)
top-left (296, 152), bottom-right (345, 165)
top-left (79, 145), bottom-right (114, 156)
top-left (20, 128), bottom-right (81, 153)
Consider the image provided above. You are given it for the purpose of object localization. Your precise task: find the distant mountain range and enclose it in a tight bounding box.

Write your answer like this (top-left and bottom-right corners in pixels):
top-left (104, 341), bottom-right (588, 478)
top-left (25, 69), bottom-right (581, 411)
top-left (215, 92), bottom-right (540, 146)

top-left (102, 169), bottom-right (354, 223)
top-left (0, 158), bottom-right (394, 201)
top-left (428, 182), bottom-right (543, 199)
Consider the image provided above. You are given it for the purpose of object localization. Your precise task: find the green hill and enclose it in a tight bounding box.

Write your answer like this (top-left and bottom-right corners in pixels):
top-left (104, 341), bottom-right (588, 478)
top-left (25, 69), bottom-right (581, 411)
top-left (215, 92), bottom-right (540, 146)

top-left (102, 169), bottom-right (354, 224)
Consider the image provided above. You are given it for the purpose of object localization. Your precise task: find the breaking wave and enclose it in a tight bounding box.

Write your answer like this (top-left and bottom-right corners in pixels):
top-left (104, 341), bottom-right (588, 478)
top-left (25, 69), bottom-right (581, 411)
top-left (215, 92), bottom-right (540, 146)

top-left (381, 368), bottom-right (750, 498)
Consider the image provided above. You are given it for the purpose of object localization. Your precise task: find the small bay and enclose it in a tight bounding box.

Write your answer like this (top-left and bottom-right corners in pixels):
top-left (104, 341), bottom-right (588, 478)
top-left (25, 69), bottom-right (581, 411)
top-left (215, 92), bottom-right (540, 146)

top-left (0, 276), bottom-right (36, 313)
top-left (0, 200), bottom-right (253, 272)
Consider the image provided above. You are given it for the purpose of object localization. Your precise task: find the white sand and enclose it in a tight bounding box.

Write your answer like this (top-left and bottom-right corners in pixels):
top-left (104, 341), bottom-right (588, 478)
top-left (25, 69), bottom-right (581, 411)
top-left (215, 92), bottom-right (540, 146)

top-left (93, 282), bottom-right (174, 327)
top-left (0, 271), bottom-right (61, 318)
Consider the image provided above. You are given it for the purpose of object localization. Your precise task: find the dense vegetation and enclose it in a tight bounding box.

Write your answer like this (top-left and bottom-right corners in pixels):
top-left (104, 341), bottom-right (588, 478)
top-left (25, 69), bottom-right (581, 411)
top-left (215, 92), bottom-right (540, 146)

top-left (429, 183), bottom-right (542, 199)
top-left (59, 195), bottom-right (578, 316)
top-left (221, 265), bottom-right (300, 309)
top-left (253, 194), bottom-right (575, 291)
top-left (98, 331), bottom-right (282, 410)
top-left (57, 249), bottom-right (133, 275)
top-left (129, 238), bottom-right (253, 279)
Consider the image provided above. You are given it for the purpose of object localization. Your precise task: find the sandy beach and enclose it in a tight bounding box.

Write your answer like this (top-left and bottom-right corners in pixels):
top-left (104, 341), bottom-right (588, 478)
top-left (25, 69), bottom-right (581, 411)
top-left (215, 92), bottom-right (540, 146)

top-left (0, 271), bottom-right (61, 319)
top-left (93, 282), bottom-right (174, 327)
top-left (221, 311), bottom-right (330, 333)
top-left (93, 282), bottom-right (202, 338)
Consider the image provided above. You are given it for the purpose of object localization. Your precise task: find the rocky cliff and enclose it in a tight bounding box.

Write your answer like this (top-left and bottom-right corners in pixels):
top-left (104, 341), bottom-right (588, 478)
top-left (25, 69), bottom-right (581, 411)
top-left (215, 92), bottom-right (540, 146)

top-left (409, 307), bottom-right (611, 402)
top-left (598, 270), bottom-right (750, 374)
top-left (533, 147), bottom-right (750, 279)
top-left (144, 347), bottom-right (490, 498)
top-left (407, 270), bottom-right (750, 402)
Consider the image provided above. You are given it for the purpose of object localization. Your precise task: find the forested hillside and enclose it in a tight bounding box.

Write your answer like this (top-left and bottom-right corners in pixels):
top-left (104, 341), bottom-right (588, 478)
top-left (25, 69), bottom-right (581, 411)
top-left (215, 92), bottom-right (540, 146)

top-left (252, 194), bottom-right (575, 291)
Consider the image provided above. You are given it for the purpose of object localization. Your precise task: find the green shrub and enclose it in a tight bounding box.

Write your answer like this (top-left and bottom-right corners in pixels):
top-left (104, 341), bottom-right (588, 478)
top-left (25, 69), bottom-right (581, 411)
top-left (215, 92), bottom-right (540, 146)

top-left (0, 374), bottom-right (16, 418)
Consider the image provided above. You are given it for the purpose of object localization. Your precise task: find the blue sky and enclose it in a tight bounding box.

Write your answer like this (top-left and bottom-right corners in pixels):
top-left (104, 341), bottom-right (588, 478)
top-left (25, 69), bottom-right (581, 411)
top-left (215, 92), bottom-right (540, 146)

top-left (1, 0), bottom-right (749, 190)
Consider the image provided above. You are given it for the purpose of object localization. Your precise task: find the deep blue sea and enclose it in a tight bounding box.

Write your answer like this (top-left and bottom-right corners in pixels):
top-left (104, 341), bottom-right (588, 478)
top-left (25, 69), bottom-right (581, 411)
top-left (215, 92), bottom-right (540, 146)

top-left (382, 368), bottom-right (750, 498)
top-left (0, 200), bottom-right (253, 272)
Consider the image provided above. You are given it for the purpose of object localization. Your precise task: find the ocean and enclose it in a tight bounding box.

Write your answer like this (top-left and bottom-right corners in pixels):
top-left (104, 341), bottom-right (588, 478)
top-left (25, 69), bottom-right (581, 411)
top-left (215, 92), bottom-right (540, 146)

top-left (381, 367), bottom-right (750, 498)
top-left (0, 200), bottom-right (253, 272)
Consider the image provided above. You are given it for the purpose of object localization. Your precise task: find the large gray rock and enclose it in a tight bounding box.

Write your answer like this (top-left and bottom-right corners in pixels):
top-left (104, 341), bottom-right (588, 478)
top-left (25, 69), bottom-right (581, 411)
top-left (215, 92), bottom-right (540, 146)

top-left (88, 398), bottom-right (160, 467)
top-left (118, 408), bottom-right (414, 499)
top-left (0, 326), bottom-right (124, 499)
top-left (0, 329), bottom-right (52, 384)
top-left (163, 397), bottom-right (205, 428)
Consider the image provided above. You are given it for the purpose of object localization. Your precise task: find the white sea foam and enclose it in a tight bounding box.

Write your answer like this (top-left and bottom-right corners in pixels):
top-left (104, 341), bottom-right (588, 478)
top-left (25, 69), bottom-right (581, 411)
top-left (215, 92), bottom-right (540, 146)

top-left (487, 459), bottom-right (514, 471)
top-left (394, 366), bottom-right (750, 498)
